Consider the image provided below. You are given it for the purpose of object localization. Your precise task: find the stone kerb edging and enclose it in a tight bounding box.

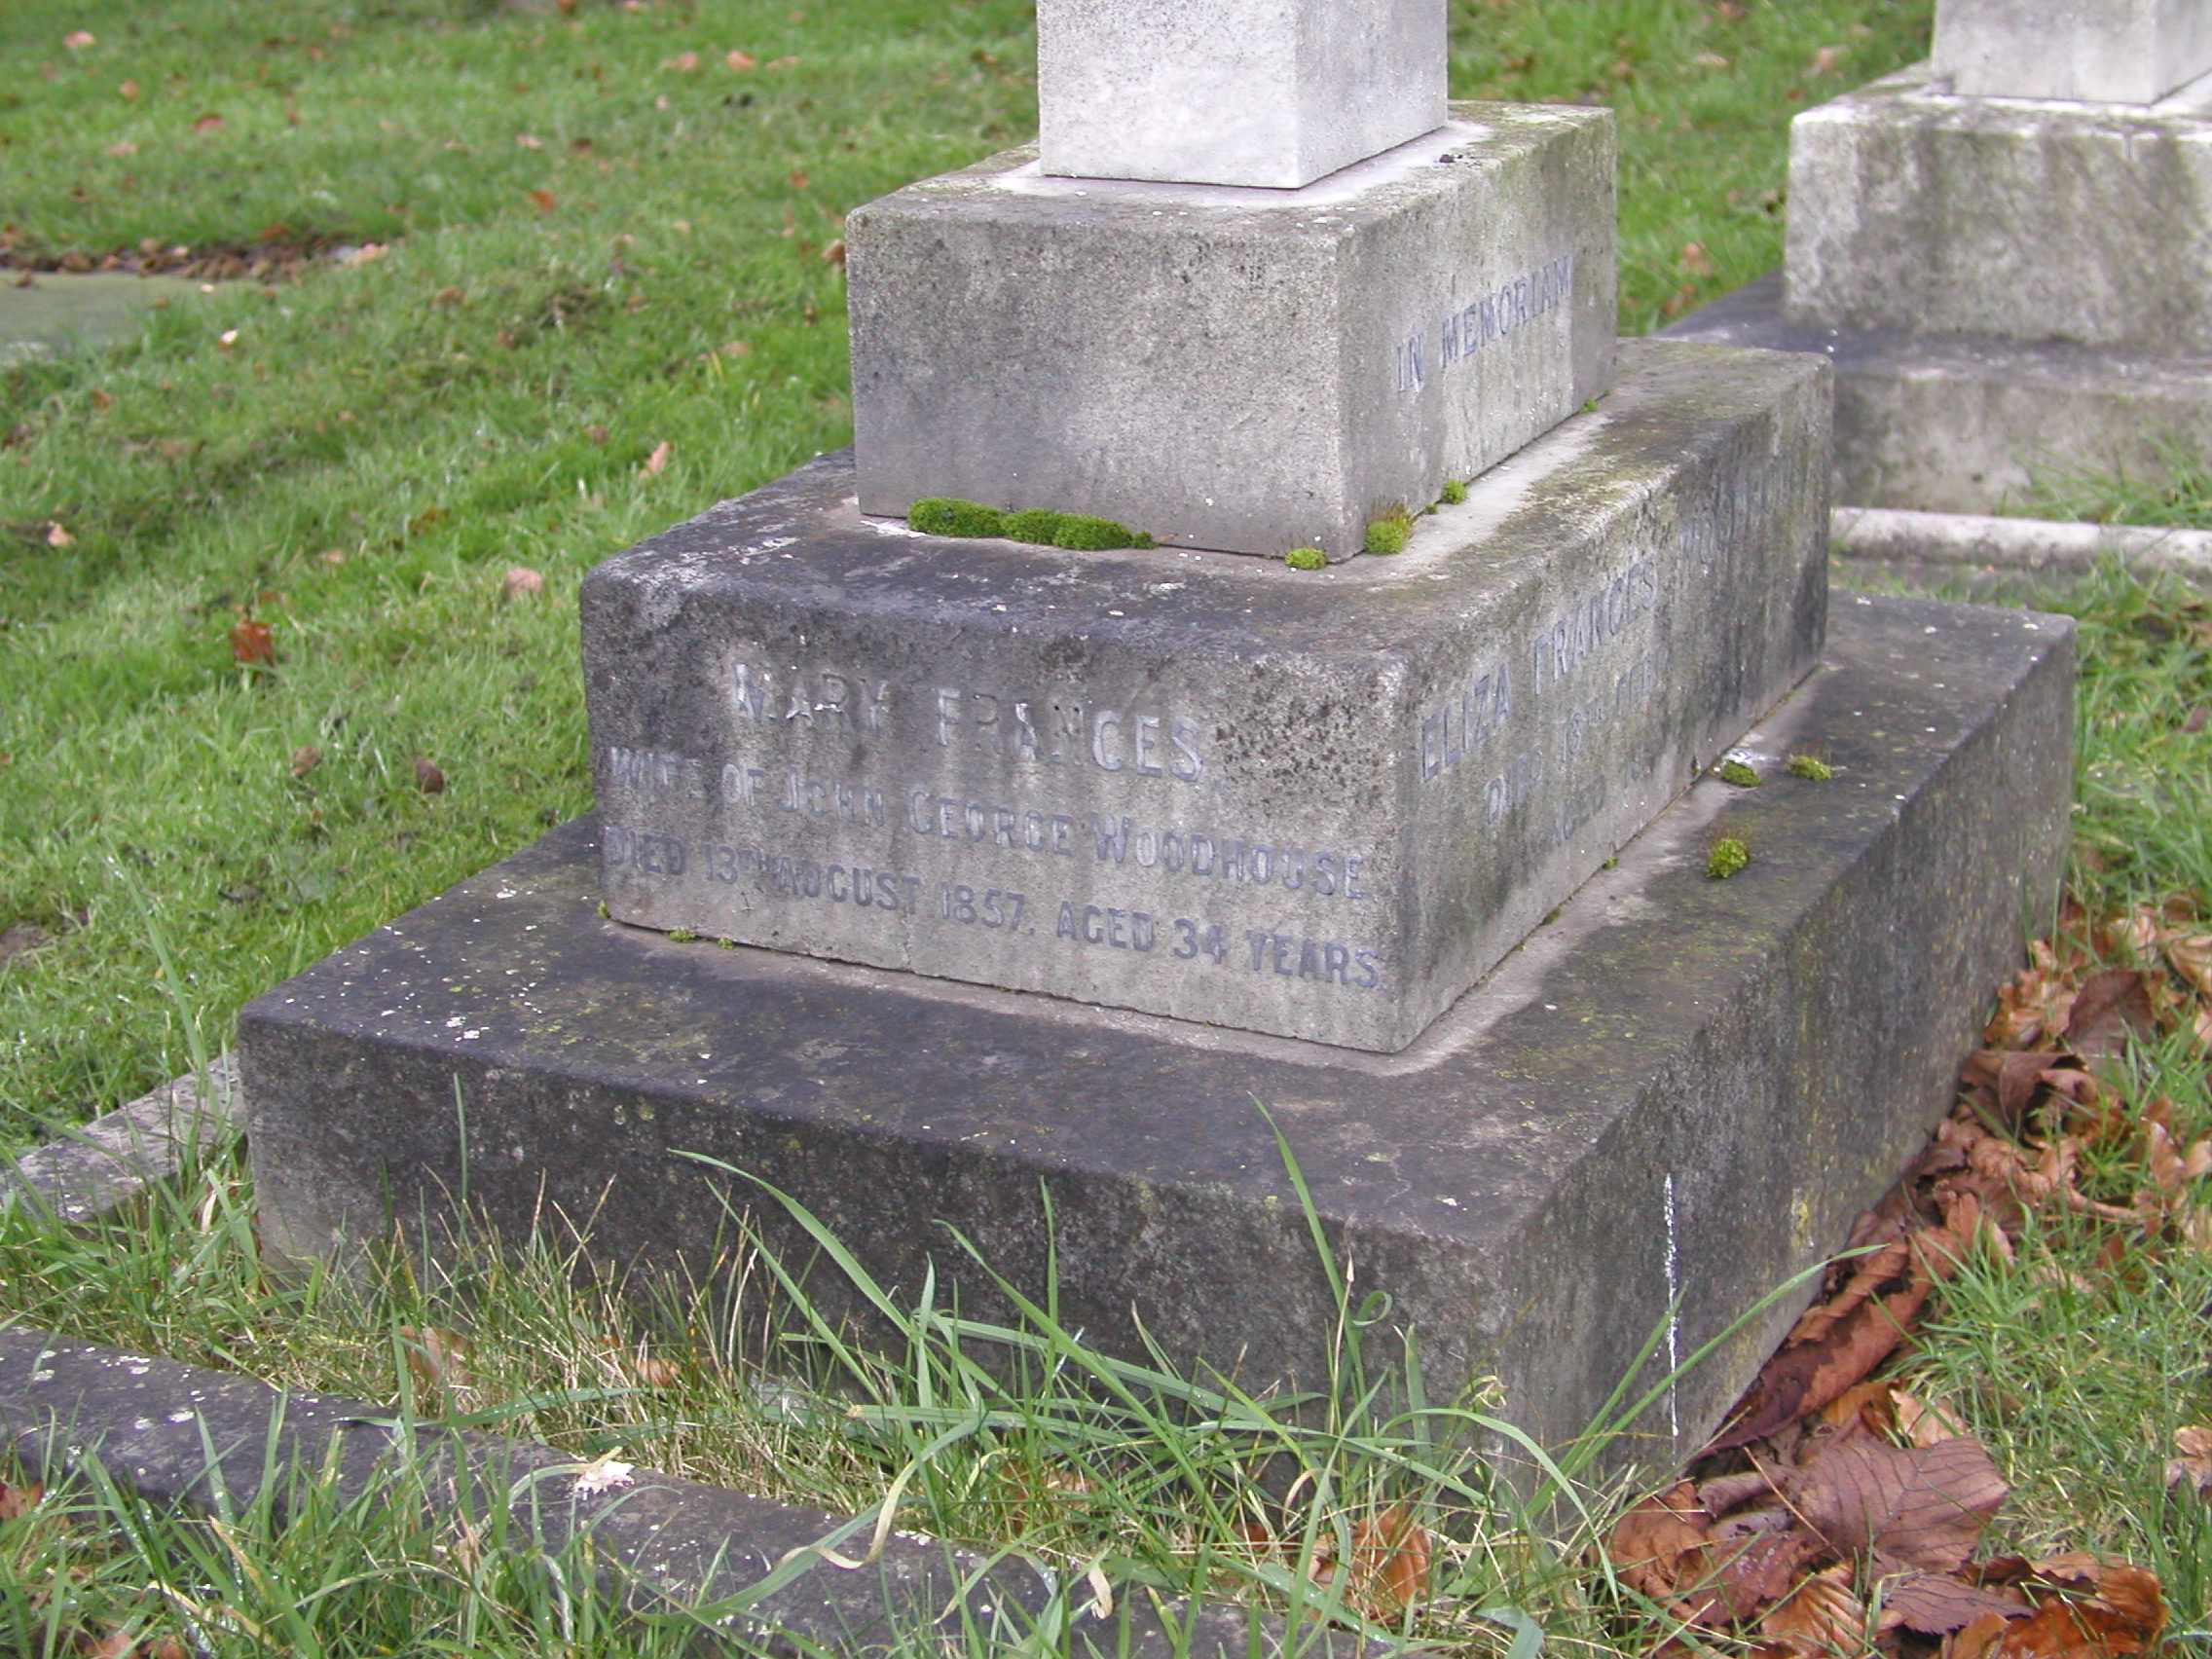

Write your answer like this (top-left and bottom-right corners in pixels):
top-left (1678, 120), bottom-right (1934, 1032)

top-left (0, 1072), bottom-right (1365, 1658)
top-left (1832, 507), bottom-right (2212, 582)
top-left (1, 1054), bottom-right (241, 1223)
top-left (0, 1332), bottom-right (1344, 1658)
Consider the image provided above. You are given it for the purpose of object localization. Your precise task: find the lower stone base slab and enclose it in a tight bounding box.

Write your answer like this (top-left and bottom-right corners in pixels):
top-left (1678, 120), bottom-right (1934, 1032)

top-left (1662, 272), bottom-right (2212, 515)
top-left (239, 593), bottom-right (2073, 1468)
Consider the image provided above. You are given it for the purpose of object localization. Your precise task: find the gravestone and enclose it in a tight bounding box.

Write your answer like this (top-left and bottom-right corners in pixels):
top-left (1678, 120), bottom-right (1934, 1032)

top-left (1664, 0), bottom-right (2212, 512)
top-left (1934, 0), bottom-right (2212, 103)
top-left (239, 0), bottom-right (2075, 1466)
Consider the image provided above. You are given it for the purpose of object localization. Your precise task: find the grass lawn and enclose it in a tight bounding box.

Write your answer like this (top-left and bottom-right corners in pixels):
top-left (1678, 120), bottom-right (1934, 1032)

top-left (7, 0), bottom-right (2212, 1655)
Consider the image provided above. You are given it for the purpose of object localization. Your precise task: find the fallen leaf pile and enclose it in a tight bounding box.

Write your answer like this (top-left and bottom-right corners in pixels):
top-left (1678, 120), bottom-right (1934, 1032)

top-left (0, 230), bottom-right (350, 281)
top-left (1611, 900), bottom-right (2212, 1655)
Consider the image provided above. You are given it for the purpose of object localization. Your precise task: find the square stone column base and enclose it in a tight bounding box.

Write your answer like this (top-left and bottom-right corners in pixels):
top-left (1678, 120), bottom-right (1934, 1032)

top-left (848, 103), bottom-right (1615, 559)
top-left (583, 339), bottom-right (1828, 1052)
top-left (238, 593), bottom-right (2073, 1469)
top-left (1662, 273), bottom-right (2212, 514)
top-left (1788, 63), bottom-right (2212, 357)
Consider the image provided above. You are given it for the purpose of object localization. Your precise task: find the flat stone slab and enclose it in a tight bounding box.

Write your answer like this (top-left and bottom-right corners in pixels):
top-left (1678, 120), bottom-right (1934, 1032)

top-left (0, 1331), bottom-right (1336, 1657)
top-left (240, 593), bottom-right (2075, 1466)
top-left (1662, 271), bottom-right (2212, 513)
top-left (1933, 0), bottom-right (2212, 104)
top-left (583, 338), bottom-right (1827, 1052)
top-left (1787, 63), bottom-right (2212, 356)
top-left (847, 102), bottom-right (1615, 559)
top-left (2, 1055), bottom-right (240, 1224)
top-left (1037, 0), bottom-right (1446, 188)
top-left (0, 272), bottom-right (201, 365)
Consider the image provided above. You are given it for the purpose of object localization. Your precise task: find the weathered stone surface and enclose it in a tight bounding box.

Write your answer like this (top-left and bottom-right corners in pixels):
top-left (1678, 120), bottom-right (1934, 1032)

top-left (847, 104), bottom-right (1616, 560)
top-left (0, 1331), bottom-right (1324, 1657)
top-left (240, 593), bottom-right (2076, 1467)
top-left (584, 340), bottom-right (1827, 1053)
top-left (1663, 271), bottom-right (2212, 513)
top-left (1, 1055), bottom-right (240, 1224)
top-left (1933, 0), bottom-right (2212, 104)
top-left (1036, 0), bottom-right (1447, 188)
top-left (1787, 64), bottom-right (2212, 355)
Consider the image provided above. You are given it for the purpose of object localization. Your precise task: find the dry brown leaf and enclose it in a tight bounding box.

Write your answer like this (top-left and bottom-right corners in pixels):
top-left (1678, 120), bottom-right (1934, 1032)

top-left (399, 1323), bottom-right (470, 1396)
top-left (414, 756), bottom-right (446, 794)
top-left (1712, 1245), bottom-right (1930, 1451)
top-left (2025, 1554), bottom-right (2166, 1648)
top-left (1892, 1388), bottom-right (1969, 1448)
top-left (638, 439), bottom-right (673, 479)
top-left (1713, 1530), bottom-right (1823, 1624)
top-left (2146, 1123), bottom-right (2187, 1198)
top-left (1947, 1610), bottom-right (2020, 1658)
top-left (1821, 1377), bottom-right (1899, 1435)
top-left (1789, 1433), bottom-right (2006, 1572)
top-left (501, 565), bottom-right (543, 599)
top-left (725, 48), bottom-right (756, 69)
top-left (228, 615), bottom-right (275, 665)
top-left (1877, 1567), bottom-right (2028, 1636)
top-left (1984, 1596), bottom-right (2153, 1657)
top-left (1608, 1482), bottom-right (1714, 1602)
top-left (2166, 934), bottom-right (2212, 997)
top-left (1346, 1503), bottom-right (1430, 1617)
top-left (2164, 1425), bottom-right (2212, 1499)
top-left (528, 187), bottom-right (557, 211)
top-left (45, 520), bottom-right (74, 547)
top-left (0, 1476), bottom-right (42, 1520)
top-left (290, 744), bottom-right (321, 777)
top-left (1758, 1563), bottom-right (1865, 1655)
top-left (2062, 969), bottom-right (2154, 1063)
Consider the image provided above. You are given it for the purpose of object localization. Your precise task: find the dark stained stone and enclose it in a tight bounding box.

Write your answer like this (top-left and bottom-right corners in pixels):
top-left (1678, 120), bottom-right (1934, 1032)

top-left (240, 593), bottom-right (2074, 1473)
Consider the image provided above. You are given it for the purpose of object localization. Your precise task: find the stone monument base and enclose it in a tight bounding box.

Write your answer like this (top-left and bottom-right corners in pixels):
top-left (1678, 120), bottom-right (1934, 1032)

top-left (238, 592), bottom-right (2073, 1468)
top-left (583, 340), bottom-right (1828, 1053)
top-left (1662, 274), bottom-right (2212, 512)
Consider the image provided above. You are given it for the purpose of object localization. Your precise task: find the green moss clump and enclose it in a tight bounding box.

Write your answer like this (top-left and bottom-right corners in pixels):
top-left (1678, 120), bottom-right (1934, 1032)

top-left (1364, 513), bottom-right (1412, 556)
top-left (912, 498), bottom-right (1149, 549)
top-left (1439, 478), bottom-right (1468, 505)
top-left (1715, 758), bottom-right (1760, 788)
top-left (668, 927), bottom-right (697, 942)
top-left (1706, 835), bottom-right (1751, 879)
top-left (1283, 546), bottom-right (1328, 571)
top-left (1787, 753), bottom-right (1836, 781)
top-left (1052, 513), bottom-right (1142, 550)
top-left (1003, 507), bottom-right (1061, 545)
top-left (910, 497), bottom-right (1008, 538)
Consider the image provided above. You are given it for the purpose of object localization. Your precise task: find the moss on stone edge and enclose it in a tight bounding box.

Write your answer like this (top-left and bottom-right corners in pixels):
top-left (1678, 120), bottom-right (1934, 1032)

top-left (1051, 512), bottom-right (1144, 551)
top-left (910, 497), bottom-right (1008, 537)
top-left (1706, 835), bottom-right (1751, 879)
top-left (1787, 754), bottom-right (1836, 781)
top-left (1283, 546), bottom-right (1328, 571)
top-left (1364, 513), bottom-right (1412, 556)
top-left (1440, 478), bottom-right (1468, 505)
top-left (1716, 758), bottom-right (1760, 788)
top-left (909, 498), bottom-right (1153, 550)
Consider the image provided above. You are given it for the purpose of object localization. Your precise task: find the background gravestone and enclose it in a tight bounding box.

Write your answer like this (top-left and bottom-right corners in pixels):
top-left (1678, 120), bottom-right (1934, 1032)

top-left (1664, 0), bottom-right (2212, 512)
